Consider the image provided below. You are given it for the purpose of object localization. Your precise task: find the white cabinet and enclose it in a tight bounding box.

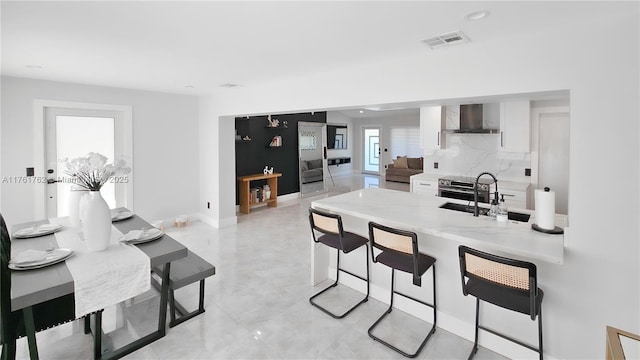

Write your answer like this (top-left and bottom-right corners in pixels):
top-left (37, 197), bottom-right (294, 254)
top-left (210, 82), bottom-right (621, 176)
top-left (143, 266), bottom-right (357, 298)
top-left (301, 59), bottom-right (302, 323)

top-left (500, 100), bottom-right (530, 152)
top-left (420, 106), bottom-right (445, 150)
top-left (411, 178), bottom-right (438, 197)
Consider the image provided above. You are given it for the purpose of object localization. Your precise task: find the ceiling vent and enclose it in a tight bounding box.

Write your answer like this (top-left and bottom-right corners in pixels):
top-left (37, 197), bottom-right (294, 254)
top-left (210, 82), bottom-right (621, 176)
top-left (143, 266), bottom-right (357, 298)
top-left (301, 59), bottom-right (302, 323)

top-left (422, 31), bottom-right (470, 49)
top-left (219, 83), bottom-right (241, 88)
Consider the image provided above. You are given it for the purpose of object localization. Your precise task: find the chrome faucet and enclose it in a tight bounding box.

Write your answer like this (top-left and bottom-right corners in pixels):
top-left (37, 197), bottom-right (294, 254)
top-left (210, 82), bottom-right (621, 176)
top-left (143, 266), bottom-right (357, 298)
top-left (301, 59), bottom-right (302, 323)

top-left (474, 172), bottom-right (498, 217)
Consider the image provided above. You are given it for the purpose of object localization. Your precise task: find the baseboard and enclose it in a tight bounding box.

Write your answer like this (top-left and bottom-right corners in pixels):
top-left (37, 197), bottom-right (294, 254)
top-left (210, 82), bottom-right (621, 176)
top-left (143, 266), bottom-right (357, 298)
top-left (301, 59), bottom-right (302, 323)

top-left (328, 265), bottom-right (556, 360)
top-left (234, 192), bottom-right (301, 214)
top-left (197, 213), bottom-right (237, 228)
top-left (277, 192), bottom-right (300, 203)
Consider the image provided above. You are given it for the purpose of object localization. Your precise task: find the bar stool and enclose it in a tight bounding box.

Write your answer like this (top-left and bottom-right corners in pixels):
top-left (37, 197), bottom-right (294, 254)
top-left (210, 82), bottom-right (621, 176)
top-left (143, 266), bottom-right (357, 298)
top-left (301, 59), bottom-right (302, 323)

top-left (367, 221), bottom-right (437, 358)
top-left (458, 245), bottom-right (544, 360)
top-left (308, 208), bottom-right (369, 318)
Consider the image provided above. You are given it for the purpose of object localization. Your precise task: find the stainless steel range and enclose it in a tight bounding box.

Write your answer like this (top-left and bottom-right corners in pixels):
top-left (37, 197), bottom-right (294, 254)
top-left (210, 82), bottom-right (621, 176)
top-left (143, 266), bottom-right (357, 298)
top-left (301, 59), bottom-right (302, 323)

top-left (437, 176), bottom-right (495, 204)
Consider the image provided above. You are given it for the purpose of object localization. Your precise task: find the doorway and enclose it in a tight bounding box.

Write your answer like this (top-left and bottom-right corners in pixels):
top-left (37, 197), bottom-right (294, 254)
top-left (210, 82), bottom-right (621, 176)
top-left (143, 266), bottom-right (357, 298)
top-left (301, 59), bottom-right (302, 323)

top-left (537, 112), bottom-right (570, 215)
top-left (362, 127), bottom-right (380, 174)
top-left (33, 100), bottom-right (133, 219)
top-left (298, 122), bottom-right (328, 197)
top-left (45, 108), bottom-right (120, 217)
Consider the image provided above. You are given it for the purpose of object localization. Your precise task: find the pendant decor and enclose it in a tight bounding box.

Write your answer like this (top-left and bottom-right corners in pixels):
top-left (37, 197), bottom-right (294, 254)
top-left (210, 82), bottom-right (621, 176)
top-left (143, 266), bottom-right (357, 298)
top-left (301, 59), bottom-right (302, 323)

top-left (61, 152), bottom-right (131, 252)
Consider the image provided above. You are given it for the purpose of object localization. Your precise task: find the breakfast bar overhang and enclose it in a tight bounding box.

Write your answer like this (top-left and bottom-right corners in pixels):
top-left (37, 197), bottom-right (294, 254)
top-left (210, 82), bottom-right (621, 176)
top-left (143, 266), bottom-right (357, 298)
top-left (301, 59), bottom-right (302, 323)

top-left (310, 188), bottom-right (566, 359)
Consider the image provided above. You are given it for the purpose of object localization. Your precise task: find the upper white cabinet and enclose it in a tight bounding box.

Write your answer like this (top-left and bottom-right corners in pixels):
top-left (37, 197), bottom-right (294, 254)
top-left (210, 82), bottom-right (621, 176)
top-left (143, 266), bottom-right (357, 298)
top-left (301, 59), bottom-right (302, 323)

top-left (420, 106), bottom-right (445, 150)
top-left (500, 100), bottom-right (530, 152)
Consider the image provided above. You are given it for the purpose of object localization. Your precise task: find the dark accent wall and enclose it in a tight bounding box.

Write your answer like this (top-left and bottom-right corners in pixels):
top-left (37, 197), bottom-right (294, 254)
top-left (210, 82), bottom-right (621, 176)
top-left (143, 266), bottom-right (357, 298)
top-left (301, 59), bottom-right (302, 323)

top-left (235, 112), bottom-right (327, 205)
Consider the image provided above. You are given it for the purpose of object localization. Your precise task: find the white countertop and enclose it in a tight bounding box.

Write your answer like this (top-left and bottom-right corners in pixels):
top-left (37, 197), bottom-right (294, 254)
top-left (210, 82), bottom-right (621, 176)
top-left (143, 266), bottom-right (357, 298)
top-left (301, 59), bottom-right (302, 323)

top-left (311, 187), bottom-right (565, 264)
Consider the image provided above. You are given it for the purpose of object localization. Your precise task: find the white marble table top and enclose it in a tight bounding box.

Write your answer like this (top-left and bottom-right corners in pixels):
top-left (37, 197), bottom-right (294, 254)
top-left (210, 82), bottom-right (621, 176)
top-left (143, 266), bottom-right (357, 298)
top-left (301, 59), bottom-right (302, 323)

top-left (311, 187), bottom-right (565, 264)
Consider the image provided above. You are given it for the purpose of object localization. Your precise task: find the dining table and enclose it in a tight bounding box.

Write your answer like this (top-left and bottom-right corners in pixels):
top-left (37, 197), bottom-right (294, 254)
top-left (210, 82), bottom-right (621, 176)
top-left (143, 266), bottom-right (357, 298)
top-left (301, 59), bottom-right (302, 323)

top-left (10, 208), bottom-right (188, 359)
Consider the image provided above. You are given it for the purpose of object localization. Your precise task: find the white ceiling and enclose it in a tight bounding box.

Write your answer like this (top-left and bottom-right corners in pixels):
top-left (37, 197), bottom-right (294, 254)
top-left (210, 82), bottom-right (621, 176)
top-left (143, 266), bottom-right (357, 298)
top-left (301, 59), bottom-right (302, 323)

top-left (1, 1), bottom-right (624, 110)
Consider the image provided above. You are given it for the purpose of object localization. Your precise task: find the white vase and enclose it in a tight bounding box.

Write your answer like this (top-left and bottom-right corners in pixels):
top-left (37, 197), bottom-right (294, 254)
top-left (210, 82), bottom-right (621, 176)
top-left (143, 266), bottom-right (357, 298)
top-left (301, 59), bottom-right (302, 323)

top-left (68, 188), bottom-right (88, 227)
top-left (80, 191), bottom-right (112, 252)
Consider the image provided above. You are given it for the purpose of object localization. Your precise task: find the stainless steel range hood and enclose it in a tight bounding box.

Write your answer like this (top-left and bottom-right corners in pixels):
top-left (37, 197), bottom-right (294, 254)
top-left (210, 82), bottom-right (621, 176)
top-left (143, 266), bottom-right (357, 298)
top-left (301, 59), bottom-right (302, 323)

top-left (443, 104), bottom-right (500, 134)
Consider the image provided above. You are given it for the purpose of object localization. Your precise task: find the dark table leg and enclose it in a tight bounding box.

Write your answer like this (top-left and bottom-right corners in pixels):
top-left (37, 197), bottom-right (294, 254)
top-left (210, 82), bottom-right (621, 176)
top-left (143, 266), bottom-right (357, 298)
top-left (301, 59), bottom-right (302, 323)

top-left (1, 337), bottom-right (16, 360)
top-left (23, 306), bottom-right (39, 360)
top-left (98, 262), bottom-right (171, 360)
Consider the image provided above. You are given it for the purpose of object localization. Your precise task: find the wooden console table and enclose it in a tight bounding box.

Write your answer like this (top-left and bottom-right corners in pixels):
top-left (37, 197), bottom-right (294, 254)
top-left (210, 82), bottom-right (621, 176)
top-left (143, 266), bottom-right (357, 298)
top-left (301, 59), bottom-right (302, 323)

top-left (237, 172), bottom-right (282, 214)
top-left (606, 326), bottom-right (640, 360)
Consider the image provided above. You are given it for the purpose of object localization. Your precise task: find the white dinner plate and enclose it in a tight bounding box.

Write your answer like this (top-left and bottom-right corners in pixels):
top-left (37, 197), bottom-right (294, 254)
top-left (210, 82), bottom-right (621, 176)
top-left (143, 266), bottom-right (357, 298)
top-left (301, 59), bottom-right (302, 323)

top-left (9, 248), bottom-right (74, 270)
top-left (111, 210), bottom-right (134, 222)
top-left (121, 228), bottom-right (164, 245)
top-left (12, 224), bottom-right (63, 239)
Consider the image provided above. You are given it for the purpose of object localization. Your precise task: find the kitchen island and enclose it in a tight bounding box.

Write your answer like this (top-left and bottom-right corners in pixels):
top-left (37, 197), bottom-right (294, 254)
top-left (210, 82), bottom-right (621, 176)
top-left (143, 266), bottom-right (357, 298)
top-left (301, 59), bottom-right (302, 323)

top-left (310, 187), bottom-right (567, 358)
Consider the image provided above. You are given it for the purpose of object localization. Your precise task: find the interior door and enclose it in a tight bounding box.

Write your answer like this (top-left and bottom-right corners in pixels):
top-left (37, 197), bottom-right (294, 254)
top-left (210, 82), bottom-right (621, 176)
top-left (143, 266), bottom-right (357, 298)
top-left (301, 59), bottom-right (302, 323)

top-left (538, 112), bottom-right (570, 215)
top-left (45, 108), bottom-right (120, 217)
top-left (298, 122), bottom-right (328, 197)
top-left (362, 127), bottom-right (380, 175)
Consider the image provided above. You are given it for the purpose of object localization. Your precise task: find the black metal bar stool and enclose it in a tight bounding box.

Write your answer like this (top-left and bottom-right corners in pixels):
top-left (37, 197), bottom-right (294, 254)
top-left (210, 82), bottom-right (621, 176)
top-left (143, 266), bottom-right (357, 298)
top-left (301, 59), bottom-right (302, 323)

top-left (308, 208), bottom-right (369, 319)
top-left (458, 245), bottom-right (544, 360)
top-left (367, 221), bottom-right (437, 358)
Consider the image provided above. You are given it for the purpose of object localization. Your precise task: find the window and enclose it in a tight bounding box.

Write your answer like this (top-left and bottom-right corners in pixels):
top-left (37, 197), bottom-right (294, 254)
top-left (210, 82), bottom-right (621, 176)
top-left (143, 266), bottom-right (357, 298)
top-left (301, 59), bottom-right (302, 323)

top-left (390, 126), bottom-right (421, 159)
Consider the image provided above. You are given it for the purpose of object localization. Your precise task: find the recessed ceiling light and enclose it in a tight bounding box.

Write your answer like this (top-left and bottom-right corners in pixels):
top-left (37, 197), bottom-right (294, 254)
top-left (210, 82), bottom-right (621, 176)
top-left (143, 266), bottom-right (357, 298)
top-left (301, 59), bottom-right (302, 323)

top-left (359, 110), bottom-right (364, 114)
top-left (26, 65), bottom-right (43, 69)
top-left (465, 10), bottom-right (489, 21)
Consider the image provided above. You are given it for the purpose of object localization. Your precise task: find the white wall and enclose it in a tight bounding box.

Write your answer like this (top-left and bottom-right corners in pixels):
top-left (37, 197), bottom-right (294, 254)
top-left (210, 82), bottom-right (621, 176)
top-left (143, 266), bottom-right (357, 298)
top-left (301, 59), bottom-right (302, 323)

top-left (199, 9), bottom-right (639, 359)
top-left (0, 77), bottom-right (200, 225)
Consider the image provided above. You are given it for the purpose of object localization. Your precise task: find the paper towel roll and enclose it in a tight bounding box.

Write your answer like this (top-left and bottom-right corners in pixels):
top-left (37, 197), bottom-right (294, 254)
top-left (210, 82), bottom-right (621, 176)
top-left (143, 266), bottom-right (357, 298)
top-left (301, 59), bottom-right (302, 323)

top-left (535, 188), bottom-right (556, 230)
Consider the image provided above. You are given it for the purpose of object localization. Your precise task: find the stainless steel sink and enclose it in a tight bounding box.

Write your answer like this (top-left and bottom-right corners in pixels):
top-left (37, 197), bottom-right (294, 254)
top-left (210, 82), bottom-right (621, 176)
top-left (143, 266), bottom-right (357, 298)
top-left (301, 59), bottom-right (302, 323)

top-left (439, 202), bottom-right (531, 222)
top-left (507, 211), bottom-right (531, 222)
top-left (439, 202), bottom-right (490, 216)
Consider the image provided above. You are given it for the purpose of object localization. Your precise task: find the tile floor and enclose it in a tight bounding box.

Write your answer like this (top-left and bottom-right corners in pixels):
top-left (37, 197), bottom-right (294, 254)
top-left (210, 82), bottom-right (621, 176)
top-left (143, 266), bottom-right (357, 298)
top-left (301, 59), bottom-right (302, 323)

top-left (13, 174), bottom-right (507, 359)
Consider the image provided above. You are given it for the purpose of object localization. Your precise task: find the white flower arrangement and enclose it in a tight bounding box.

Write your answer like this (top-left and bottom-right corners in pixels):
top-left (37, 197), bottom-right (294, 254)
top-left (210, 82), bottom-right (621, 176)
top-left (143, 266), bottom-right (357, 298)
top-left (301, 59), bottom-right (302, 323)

top-left (62, 152), bottom-right (130, 191)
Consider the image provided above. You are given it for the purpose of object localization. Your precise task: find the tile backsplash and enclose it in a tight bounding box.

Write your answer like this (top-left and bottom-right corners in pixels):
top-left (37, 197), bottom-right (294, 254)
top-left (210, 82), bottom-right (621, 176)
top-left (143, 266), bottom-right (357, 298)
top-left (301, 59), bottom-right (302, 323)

top-left (423, 133), bottom-right (531, 182)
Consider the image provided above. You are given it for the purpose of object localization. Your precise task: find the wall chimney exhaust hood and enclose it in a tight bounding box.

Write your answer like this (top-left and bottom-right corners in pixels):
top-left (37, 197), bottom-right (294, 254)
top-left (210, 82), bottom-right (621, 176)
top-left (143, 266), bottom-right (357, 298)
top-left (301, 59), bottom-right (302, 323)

top-left (443, 104), bottom-right (499, 134)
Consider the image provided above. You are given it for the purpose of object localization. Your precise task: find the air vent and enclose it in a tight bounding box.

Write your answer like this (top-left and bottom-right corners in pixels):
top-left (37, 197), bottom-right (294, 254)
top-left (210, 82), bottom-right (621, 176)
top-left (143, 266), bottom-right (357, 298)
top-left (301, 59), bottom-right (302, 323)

top-left (422, 31), bottom-right (470, 49)
top-left (219, 83), bottom-right (241, 88)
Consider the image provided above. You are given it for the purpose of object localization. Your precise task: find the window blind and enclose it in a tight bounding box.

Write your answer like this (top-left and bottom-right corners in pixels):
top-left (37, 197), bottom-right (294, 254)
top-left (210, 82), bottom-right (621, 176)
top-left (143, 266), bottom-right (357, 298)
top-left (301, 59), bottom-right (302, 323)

top-left (390, 126), bottom-right (421, 159)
